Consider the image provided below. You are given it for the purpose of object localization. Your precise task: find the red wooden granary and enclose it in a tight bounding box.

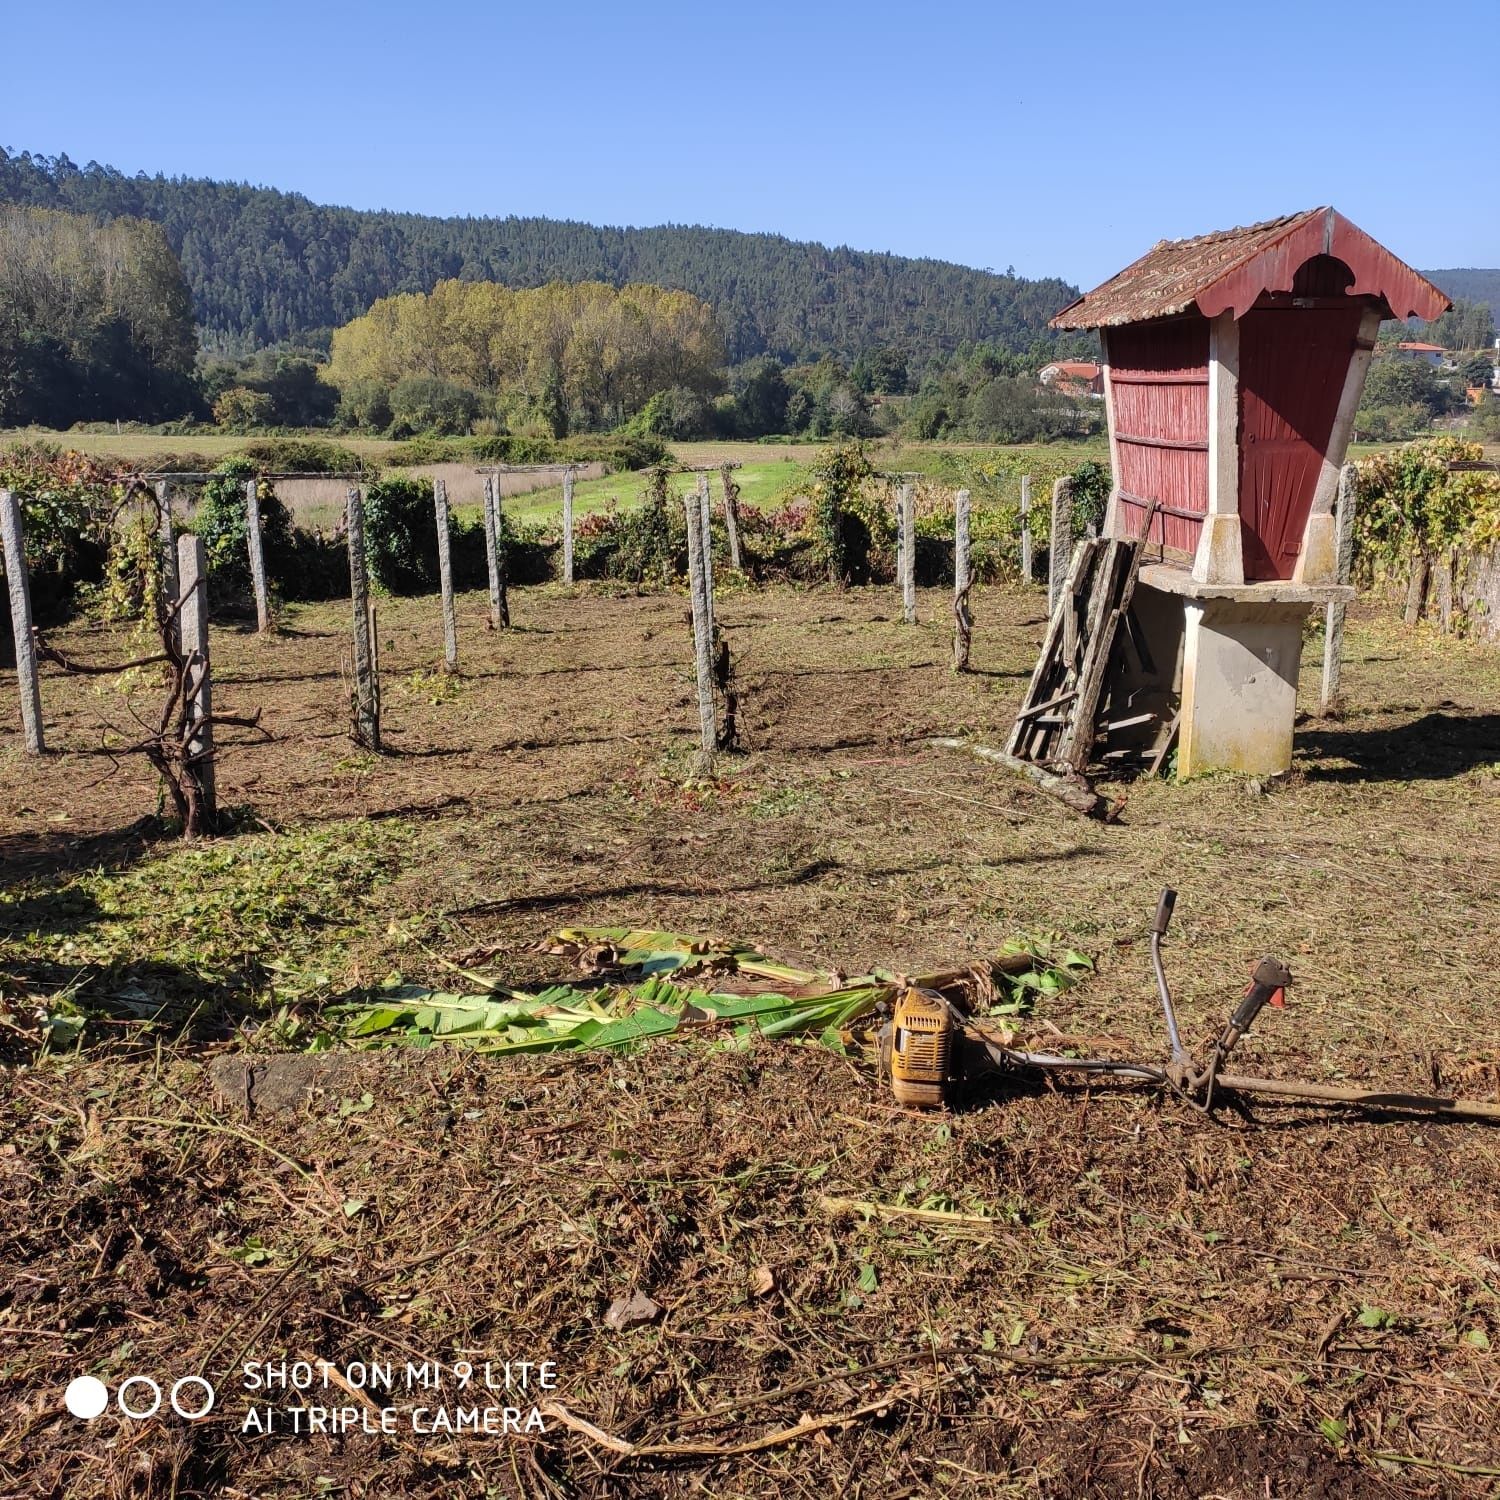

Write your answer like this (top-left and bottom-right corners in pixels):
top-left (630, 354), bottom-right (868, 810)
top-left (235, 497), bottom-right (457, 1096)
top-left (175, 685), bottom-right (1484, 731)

top-left (1052, 210), bottom-right (1448, 775)
top-left (1054, 208), bottom-right (1447, 580)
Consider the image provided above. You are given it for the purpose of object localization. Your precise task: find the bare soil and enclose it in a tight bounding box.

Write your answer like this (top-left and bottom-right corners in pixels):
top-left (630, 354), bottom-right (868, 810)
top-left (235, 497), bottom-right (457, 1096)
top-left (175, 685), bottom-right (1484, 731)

top-left (1, 583), bottom-right (1498, 1498)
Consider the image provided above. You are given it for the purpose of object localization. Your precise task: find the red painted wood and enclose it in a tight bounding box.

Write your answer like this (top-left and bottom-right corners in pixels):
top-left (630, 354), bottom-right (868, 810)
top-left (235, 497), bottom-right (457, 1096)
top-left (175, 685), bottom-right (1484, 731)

top-left (1106, 318), bottom-right (1208, 555)
top-left (1236, 302), bottom-right (1363, 580)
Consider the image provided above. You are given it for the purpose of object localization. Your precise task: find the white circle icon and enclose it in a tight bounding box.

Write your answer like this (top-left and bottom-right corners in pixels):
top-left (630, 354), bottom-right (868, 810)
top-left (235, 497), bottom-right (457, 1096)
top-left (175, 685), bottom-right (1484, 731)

top-left (65, 1376), bottom-right (109, 1420)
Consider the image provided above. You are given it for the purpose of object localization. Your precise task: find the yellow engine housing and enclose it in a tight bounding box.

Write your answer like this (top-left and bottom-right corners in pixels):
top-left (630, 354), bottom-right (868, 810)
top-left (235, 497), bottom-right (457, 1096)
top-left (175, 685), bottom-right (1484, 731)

top-left (888, 987), bottom-right (955, 1108)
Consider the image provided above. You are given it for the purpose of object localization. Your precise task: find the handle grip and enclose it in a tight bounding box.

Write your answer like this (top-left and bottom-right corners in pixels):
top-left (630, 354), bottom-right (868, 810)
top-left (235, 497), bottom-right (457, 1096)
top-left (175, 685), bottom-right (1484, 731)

top-left (1228, 957), bottom-right (1293, 1034)
top-left (1151, 888), bottom-right (1177, 937)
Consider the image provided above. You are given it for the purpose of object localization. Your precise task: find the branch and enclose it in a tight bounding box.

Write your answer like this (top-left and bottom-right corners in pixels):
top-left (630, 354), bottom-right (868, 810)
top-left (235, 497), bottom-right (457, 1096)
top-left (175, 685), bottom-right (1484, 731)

top-left (36, 641), bottom-right (169, 675)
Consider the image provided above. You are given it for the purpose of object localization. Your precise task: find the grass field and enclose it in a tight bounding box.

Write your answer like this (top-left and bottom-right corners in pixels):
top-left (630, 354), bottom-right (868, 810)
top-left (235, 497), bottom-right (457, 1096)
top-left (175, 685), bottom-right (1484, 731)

top-left (0, 429), bottom-right (1112, 534)
top-left (2, 578), bottom-right (1497, 1498)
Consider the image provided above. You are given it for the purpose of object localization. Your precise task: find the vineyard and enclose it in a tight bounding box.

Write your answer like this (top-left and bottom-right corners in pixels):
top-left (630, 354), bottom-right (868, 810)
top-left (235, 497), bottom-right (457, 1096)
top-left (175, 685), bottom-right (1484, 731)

top-left (1, 436), bottom-right (1499, 1498)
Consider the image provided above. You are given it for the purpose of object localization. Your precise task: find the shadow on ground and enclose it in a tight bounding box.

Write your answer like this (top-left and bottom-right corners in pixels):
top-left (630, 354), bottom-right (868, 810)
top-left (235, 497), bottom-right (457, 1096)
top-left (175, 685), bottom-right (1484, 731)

top-left (1300, 711), bottom-right (1500, 781)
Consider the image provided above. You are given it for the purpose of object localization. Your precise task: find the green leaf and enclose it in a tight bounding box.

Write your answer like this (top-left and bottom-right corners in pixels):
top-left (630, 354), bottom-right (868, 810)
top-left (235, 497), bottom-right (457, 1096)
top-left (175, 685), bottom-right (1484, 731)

top-left (342, 1198), bottom-right (365, 1218)
top-left (1318, 1417), bottom-right (1347, 1445)
top-left (1356, 1303), bottom-right (1395, 1330)
top-left (856, 1262), bottom-right (878, 1294)
top-left (1463, 1327), bottom-right (1490, 1351)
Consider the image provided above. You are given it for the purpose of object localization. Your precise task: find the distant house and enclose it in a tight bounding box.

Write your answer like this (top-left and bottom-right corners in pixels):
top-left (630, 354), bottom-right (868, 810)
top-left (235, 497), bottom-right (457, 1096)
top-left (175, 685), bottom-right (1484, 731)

top-left (1393, 341), bottom-right (1446, 365)
top-left (1038, 360), bottom-right (1103, 396)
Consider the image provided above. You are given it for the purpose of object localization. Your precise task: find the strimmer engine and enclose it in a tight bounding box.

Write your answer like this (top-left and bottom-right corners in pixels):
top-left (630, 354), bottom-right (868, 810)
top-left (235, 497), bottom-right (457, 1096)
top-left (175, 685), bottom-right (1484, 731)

top-left (885, 987), bottom-right (957, 1108)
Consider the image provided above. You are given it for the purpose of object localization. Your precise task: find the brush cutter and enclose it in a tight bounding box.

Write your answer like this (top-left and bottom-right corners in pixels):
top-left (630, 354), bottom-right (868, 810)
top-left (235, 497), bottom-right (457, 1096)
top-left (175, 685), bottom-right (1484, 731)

top-left (883, 889), bottom-right (1500, 1122)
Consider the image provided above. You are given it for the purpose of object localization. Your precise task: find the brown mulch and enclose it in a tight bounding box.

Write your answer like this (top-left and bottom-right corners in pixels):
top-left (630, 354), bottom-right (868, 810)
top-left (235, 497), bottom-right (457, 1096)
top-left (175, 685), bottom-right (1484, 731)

top-left (2, 584), bottom-right (1498, 1497)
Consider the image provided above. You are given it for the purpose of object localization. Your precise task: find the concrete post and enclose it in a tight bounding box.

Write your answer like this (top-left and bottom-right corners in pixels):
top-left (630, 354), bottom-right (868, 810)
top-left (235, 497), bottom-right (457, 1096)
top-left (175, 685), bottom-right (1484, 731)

top-left (482, 475), bottom-right (509, 629)
top-left (562, 466), bottom-right (576, 585)
top-left (953, 487), bottom-right (972, 673)
top-left (899, 482), bottom-right (916, 624)
top-left (433, 477), bottom-right (458, 672)
top-left (683, 490), bottom-right (717, 776)
top-left (1, 490), bottom-right (44, 754)
top-left (720, 466), bottom-right (743, 572)
top-left (346, 488), bottom-right (380, 751)
top-left (1048, 477), bottom-right (1074, 613)
top-left (156, 481), bottom-right (179, 621)
top-left (245, 480), bottom-right (271, 632)
top-left (177, 534), bottom-right (215, 820)
top-left (1019, 474), bottom-right (1033, 583)
top-left (697, 474), bottom-right (715, 636)
top-left (1320, 464), bottom-right (1357, 715)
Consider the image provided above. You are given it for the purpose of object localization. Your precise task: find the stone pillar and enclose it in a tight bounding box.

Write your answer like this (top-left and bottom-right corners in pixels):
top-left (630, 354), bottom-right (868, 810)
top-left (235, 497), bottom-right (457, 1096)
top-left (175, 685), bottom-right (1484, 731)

top-left (1, 490), bottom-right (44, 754)
top-left (1178, 599), bottom-right (1306, 777)
top-left (1193, 311), bottom-right (1244, 585)
top-left (177, 534), bottom-right (215, 820)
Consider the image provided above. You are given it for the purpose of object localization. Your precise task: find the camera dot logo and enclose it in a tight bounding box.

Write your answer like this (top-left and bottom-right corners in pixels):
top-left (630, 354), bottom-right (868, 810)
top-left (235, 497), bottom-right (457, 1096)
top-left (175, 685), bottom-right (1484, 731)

top-left (64, 1376), bottom-right (110, 1420)
top-left (62, 1375), bottom-right (216, 1422)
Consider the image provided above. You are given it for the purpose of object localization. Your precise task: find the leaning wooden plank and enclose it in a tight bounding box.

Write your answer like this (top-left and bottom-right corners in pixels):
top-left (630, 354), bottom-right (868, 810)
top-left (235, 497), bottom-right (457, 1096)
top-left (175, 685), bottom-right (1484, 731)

top-left (1005, 538), bottom-right (1099, 757)
top-left (1057, 537), bottom-right (1125, 766)
top-left (1145, 713), bottom-right (1180, 778)
top-left (930, 737), bottom-right (1114, 820)
top-left (1014, 687), bottom-right (1078, 723)
top-left (1063, 503), bottom-right (1159, 772)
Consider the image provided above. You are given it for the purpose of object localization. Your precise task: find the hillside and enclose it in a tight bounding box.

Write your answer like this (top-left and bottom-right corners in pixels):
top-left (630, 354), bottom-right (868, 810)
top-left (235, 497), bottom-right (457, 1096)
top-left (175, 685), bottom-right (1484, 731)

top-left (1424, 268), bottom-right (1500, 317)
top-left (0, 149), bottom-right (1086, 368)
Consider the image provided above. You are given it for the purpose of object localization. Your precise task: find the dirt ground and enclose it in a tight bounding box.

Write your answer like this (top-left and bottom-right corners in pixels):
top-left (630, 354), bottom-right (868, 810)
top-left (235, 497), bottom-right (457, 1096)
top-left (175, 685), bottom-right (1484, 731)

top-left (1, 581), bottom-right (1498, 1498)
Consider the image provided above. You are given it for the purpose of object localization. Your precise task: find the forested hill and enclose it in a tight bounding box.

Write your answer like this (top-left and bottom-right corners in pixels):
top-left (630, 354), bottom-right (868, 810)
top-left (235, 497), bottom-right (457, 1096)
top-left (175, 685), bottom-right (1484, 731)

top-left (1426, 269), bottom-right (1500, 317)
top-left (0, 150), bottom-right (1083, 366)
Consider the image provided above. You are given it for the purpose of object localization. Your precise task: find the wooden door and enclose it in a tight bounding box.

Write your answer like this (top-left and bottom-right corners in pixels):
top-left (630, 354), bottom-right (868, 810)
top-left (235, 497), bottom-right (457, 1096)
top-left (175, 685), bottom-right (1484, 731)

top-left (1237, 305), bottom-right (1362, 580)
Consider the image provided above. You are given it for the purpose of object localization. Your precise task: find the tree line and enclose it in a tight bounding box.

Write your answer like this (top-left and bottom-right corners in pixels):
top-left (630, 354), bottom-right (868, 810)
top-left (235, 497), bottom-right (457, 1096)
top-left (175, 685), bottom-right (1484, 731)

top-left (323, 280), bottom-right (725, 437)
top-left (0, 149), bottom-right (1084, 369)
top-left (0, 205), bottom-right (198, 426)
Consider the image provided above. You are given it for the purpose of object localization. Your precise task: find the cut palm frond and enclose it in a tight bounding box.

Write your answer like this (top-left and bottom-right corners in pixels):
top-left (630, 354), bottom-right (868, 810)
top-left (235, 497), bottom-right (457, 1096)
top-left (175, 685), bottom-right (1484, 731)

top-left (334, 930), bottom-right (1091, 1055)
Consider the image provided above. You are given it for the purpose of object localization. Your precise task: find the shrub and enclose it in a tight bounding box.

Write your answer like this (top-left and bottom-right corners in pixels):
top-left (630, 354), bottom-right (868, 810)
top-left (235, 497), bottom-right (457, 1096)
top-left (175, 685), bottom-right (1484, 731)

top-left (381, 432), bottom-right (670, 474)
top-left (0, 442), bottom-right (115, 627)
top-left (237, 438), bottom-right (369, 475)
top-left (361, 477), bottom-right (443, 594)
top-left (1353, 436), bottom-right (1500, 584)
top-left (335, 377), bottom-right (392, 432)
top-left (120, 450), bottom-right (221, 477)
top-left (213, 386), bottom-right (275, 432)
top-left (1070, 459), bottom-right (1111, 534)
top-left (603, 467), bottom-right (682, 585)
top-left (809, 442), bottom-right (874, 583)
top-left (388, 376), bottom-right (484, 437)
top-left (194, 458), bottom-right (295, 609)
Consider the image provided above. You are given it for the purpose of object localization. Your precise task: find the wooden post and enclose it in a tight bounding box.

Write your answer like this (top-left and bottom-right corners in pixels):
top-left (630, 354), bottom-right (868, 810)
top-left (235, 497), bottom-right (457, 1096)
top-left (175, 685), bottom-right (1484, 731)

top-left (561, 465), bottom-right (576, 585)
top-left (953, 487), bottom-right (972, 673)
top-left (156, 480), bottom-right (179, 616)
top-left (244, 479), bottom-right (271, 633)
top-left (177, 534), bottom-right (215, 822)
top-left (346, 487), bottom-right (380, 751)
top-left (683, 489), bottom-right (717, 776)
top-left (720, 465), bottom-right (744, 572)
top-left (697, 474), bottom-right (715, 636)
top-left (1020, 474), bottom-right (1034, 583)
top-left (1320, 464), bottom-right (1356, 715)
top-left (1048, 477), bottom-right (1074, 614)
top-left (482, 475), bottom-right (510, 629)
top-left (433, 477), bottom-right (458, 672)
top-left (1, 490), bottom-right (44, 754)
top-left (899, 482), bottom-right (917, 624)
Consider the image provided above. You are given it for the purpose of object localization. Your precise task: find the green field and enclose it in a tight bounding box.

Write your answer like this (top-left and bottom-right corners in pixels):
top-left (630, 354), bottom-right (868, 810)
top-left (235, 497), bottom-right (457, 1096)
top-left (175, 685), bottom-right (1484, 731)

top-left (0, 430), bottom-right (1112, 530)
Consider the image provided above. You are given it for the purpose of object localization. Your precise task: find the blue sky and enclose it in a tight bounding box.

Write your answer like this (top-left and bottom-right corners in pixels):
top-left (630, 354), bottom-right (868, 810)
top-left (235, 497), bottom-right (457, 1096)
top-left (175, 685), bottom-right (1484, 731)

top-left (7, 0), bottom-right (1497, 289)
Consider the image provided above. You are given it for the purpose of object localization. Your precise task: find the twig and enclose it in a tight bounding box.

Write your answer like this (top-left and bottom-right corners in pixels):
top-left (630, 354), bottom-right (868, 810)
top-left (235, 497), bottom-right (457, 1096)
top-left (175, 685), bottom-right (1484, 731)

top-left (110, 1114), bottom-right (312, 1181)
